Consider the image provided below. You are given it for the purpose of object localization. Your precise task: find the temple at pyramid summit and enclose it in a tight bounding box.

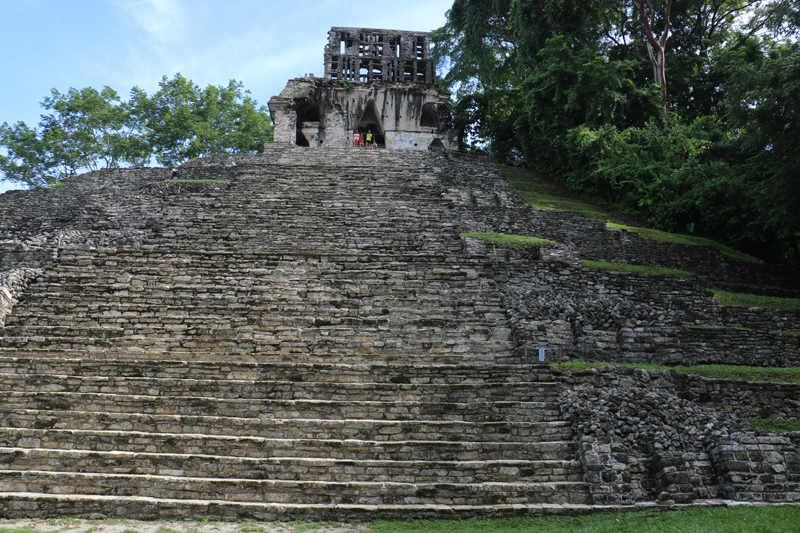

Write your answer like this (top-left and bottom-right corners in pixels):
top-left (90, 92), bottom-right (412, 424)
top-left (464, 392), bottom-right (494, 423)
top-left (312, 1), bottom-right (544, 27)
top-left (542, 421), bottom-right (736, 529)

top-left (268, 27), bottom-right (457, 150)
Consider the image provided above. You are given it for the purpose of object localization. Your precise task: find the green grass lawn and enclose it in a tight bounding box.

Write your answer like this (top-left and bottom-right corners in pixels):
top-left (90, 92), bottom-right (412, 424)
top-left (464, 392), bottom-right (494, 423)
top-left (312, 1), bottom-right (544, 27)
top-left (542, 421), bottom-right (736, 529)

top-left (370, 505), bottom-right (800, 533)
top-left (460, 232), bottom-right (557, 249)
top-left (3, 507), bottom-right (800, 533)
top-left (501, 166), bottom-right (615, 221)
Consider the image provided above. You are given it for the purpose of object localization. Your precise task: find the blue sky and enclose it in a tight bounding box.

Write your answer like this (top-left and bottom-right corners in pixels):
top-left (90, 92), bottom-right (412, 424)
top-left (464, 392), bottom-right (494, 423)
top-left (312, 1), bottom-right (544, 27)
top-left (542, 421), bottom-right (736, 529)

top-left (0, 0), bottom-right (453, 193)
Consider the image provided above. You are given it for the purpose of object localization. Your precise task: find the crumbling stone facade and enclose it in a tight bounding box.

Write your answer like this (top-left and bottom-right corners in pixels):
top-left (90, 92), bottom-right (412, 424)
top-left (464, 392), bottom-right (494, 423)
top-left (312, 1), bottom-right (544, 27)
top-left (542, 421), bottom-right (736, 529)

top-left (268, 27), bottom-right (456, 150)
top-left (561, 366), bottom-right (800, 504)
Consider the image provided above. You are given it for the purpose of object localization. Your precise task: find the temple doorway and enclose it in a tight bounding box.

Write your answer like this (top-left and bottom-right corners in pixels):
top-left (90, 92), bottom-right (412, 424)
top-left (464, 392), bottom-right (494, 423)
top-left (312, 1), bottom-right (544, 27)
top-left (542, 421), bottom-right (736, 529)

top-left (355, 102), bottom-right (385, 146)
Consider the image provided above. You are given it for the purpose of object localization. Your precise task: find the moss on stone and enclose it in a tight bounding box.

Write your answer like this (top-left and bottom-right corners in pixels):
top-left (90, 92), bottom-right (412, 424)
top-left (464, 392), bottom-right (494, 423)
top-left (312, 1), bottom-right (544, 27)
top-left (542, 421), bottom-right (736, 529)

top-left (713, 290), bottom-right (800, 311)
top-left (582, 260), bottom-right (693, 278)
top-left (460, 232), bottom-right (557, 249)
top-left (748, 418), bottom-right (800, 432)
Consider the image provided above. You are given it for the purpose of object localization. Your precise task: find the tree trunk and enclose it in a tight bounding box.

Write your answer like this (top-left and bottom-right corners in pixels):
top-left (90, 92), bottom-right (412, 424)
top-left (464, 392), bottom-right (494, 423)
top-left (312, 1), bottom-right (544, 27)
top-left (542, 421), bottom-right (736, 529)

top-left (633, 0), bottom-right (672, 107)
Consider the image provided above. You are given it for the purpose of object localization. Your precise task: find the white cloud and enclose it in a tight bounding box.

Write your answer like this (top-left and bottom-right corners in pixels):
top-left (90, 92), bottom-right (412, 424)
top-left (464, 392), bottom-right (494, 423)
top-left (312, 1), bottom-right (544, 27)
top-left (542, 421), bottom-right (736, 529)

top-left (110, 0), bottom-right (184, 40)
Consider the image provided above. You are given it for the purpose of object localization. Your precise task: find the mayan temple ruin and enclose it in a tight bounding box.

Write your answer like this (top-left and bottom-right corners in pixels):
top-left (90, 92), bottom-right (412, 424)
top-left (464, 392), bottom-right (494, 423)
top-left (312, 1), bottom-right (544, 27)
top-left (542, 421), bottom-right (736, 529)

top-left (0, 27), bottom-right (799, 522)
top-left (269, 27), bottom-right (457, 150)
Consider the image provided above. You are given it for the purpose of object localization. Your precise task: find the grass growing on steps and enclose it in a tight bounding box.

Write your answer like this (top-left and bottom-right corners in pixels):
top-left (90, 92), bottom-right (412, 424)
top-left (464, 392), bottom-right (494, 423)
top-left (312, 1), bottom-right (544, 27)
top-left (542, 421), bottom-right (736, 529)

top-left (501, 166), bottom-right (614, 221)
top-left (554, 362), bottom-right (800, 384)
top-left (501, 164), bottom-right (760, 264)
top-left (370, 505), bottom-right (800, 532)
top-left (583, 260), bottom-right (693, 278)
top-left (460, 232), bottom-right (557, 249)
top-left (749, 418), bottom-right (800, 432)
top-left (713, 290), bottom-right (800, 311)
top-left (606, 222), bottom-right (760, 264)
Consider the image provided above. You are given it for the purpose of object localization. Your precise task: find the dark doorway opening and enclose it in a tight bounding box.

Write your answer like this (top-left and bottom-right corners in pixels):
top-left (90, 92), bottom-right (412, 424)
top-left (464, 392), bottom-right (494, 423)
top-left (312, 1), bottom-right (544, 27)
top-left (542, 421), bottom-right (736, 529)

top-left (428, 138), bottom-right (445, 150)
top-left (295, 100), bottom-right (320, 146)
top-left (356, 102), bottom-right (385, 146)
top-left (420, 103), bottom-right (437, 128)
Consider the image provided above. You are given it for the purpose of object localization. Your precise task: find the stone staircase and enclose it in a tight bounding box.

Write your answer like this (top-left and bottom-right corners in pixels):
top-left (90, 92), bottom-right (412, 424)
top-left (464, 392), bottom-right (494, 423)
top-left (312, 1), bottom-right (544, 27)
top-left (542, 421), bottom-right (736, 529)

top-left (0, 359), bottom-right (586, 520)
top-left (0, 146), bottom-right (588, 519)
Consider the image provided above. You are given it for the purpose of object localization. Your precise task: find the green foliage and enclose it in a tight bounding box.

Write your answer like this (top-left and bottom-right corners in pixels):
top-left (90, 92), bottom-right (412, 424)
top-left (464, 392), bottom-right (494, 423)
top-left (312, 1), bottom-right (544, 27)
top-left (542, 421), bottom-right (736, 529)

top-left (138, 74), bottom-right (273, 167)
top-left (503, 163), bottom-right (761, 263)
top-left (369, 505), bottom-right (800, 532)
top-left (560, 112), bottom-right (792, 262)
top-left (749, 418), bottom-right (800, 432)
top-left (0, 75), bottom-right (273, 187)
top-left (460, 232), bottom-right (557, 249)
top-left (582, 260), bottom-right (693, 277)
top-left (556, 362), bottom-right (800, 384)
top-left (435, 0), bottom-right (800, 265)
top-left (720, 38), bottom-right (800, 257)
top-left (713, 290), bottom-right (800, 311)
top-left (0, 86), bottom-right (148, 187)
top-left (606, 223), bottom-right (761, 263)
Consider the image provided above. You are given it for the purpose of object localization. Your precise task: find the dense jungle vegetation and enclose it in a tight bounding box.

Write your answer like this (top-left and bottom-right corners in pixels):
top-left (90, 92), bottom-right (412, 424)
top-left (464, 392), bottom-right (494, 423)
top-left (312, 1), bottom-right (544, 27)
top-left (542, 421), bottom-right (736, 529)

top-left (432, 0), bottom-right (800, 265)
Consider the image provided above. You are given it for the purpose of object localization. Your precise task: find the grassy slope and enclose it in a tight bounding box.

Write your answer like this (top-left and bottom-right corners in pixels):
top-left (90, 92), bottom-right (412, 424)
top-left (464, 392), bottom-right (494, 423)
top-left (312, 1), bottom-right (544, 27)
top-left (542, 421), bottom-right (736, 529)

top-left (502, 165), bottom-right (760, 263)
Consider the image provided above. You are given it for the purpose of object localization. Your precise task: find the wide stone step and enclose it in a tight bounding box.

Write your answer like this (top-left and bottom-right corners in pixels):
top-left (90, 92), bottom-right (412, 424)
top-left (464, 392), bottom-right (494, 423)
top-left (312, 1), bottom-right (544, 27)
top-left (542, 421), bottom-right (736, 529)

top-left (0, 374), bottom-right (560, 402)
top-left (1, 411), bottom-right (569, 442)
top-left (4, 312), bottom-right (504, 332)
top-left (0, 492), bottom-right (594, 521)
top-left (0, 471), bottom-right (589, 506)
top-left (0, 448), bottom-right (583, 484)
top-left (0, 337), bottom-right (511, 362)
top-left (0, 358), bottom-right (550, 382)
top-left (0, 428), bottom-right (575, 460)
top-left (1, 392), bottom-right (558, 422)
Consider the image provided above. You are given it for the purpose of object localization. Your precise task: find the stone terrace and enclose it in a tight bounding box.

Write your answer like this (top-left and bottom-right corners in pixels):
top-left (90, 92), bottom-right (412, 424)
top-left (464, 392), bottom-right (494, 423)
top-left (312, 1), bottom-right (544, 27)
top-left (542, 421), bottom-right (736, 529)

top-left (0, 144), bottom-right (798, 518)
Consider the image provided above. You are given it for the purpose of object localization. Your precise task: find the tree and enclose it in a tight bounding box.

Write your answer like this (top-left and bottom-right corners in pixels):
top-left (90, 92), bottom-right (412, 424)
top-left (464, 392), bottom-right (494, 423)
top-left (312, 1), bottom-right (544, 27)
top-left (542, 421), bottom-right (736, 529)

top-left (137, 74), bottom-right (273, 167)
top-left (721, 37), bottom-right (800, 259)
top-left (0, 75), bottom-right (274, 187)
top-left (631, 0), bottom-right (673, 106)
top-left (0, 86), bottom-right (149, 187)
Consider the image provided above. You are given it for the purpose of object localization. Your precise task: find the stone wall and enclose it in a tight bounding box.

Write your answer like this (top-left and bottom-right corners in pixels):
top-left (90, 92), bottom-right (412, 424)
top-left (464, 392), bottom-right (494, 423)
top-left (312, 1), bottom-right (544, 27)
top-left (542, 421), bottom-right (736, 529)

top-left (0, 269), bottom-right (42, 327)
top-left (324, 28), bottom-right (435, 84)
top-left (469, 245), bottom-right (800, 367)
top-left (560, 365), bottom-right (800, 504)
top-left (268, 78), bottom-right (456, 150)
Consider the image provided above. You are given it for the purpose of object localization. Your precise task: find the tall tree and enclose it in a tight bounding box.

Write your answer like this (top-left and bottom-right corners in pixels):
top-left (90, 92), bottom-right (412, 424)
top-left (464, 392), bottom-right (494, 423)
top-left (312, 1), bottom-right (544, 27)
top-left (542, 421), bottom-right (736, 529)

top-left (631, 0), bottom-right (673, 106)
top-left (0, 87), bottom-right (148, 188)
top-left (0, 76), bottom-right (273, 187)
top-left (137, 74), bottom-right (273, 167)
